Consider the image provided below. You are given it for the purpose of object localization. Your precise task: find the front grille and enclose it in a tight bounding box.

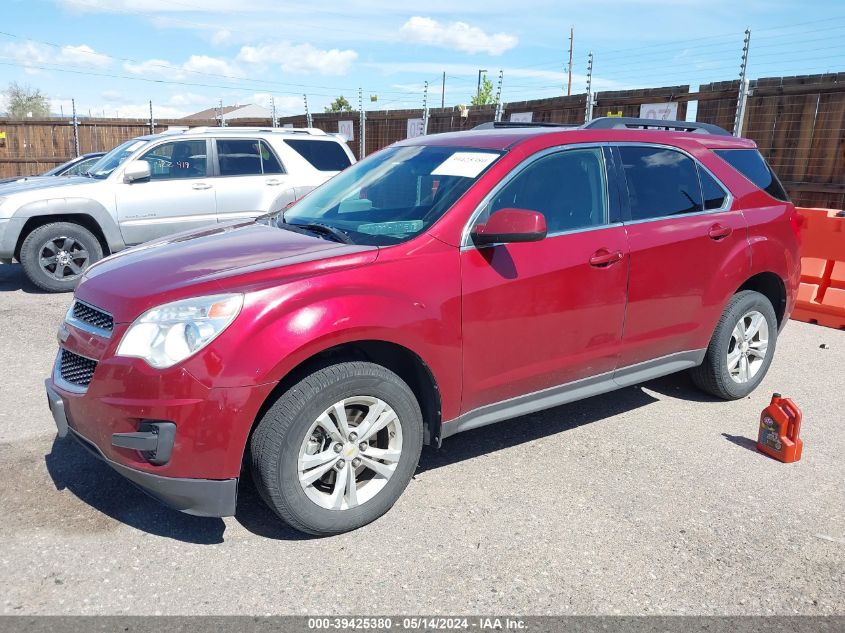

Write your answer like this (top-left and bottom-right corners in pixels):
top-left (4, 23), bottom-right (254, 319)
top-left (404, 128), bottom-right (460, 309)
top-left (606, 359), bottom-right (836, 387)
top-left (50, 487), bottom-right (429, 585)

top-left (59, 349), bottom-right (98, 388)
top-left (71, 301), bottom-right (114, 333)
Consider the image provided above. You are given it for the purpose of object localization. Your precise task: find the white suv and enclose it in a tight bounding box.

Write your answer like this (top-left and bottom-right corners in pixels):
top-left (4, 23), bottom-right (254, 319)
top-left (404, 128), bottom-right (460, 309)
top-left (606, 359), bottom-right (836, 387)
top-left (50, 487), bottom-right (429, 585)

top-left (0, 127), bottom-right (355, 291)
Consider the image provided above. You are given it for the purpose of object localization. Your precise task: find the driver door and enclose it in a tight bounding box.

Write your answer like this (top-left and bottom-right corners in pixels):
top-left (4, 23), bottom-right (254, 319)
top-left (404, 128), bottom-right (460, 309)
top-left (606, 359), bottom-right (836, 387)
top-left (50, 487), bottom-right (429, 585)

top-left (460, 146), bottom-right (629, 413)
top-left (115, 138), bottom-right (216, 245)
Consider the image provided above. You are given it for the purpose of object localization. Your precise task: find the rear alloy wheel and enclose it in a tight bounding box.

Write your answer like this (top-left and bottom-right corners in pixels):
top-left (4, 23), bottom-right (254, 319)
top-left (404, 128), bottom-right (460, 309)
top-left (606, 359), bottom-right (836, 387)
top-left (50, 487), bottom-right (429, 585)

top-left (20, 222), bottom-right (103, 292)
top-left (250, 362), bottom-right (423, 535)
top-left (690, 290), bottom-right (778, 400)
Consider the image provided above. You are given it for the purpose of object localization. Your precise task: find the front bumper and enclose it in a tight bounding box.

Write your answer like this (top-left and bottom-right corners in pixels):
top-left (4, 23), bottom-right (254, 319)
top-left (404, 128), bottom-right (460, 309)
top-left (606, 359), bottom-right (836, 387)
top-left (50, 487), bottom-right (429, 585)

top-left (46, 380), bottom-right (237, 517)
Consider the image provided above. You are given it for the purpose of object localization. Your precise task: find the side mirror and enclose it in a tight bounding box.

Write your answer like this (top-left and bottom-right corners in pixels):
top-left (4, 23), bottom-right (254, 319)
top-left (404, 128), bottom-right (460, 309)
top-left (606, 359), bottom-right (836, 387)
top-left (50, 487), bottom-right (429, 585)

top-left (123, 160), bottom-right (151, 183)
top-left (472, 208), bottom-right (547, 245)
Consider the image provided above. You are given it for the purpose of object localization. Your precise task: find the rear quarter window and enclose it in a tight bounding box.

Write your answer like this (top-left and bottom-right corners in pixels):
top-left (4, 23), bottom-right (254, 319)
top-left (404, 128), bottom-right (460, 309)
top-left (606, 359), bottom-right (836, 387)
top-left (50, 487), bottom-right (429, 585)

top-left (714, 149), bottom-right (789, 202)
top-left (285, 139), bottom-right (352, 172)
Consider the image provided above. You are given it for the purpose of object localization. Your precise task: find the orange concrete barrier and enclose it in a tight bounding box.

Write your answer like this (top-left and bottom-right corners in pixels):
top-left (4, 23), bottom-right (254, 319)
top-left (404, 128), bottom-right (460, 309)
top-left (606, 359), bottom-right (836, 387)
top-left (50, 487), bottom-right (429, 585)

top-left (792, 207), bottom-right (845, 330)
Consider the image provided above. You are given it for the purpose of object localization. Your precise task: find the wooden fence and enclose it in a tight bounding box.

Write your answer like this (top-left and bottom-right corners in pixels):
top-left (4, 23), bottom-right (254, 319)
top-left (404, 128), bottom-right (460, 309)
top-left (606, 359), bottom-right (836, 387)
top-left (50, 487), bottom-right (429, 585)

top-left (0, 73), bottom-right (842, 208)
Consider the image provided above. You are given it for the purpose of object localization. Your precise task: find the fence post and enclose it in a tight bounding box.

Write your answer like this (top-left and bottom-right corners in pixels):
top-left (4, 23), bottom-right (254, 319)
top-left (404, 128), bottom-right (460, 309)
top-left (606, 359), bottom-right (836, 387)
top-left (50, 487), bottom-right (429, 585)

top-left (271, 97), bottom-right (277, 128)
top-left (304, 94), bottom-right (313, 128)
top-left (71, 98), bottom-right (80, 157)
top-left (358, 88), bottom-right (366, 158)
top-left (585, 52), bottom-right (594, 122)
top-left (422, 81), bottom-right (429, 135)
top-left (494, 69), bottom-right (504, 122)
top-left (733, 29), bottom-right (752, 136)
top-left (148, 100), bottom-right (154, 134)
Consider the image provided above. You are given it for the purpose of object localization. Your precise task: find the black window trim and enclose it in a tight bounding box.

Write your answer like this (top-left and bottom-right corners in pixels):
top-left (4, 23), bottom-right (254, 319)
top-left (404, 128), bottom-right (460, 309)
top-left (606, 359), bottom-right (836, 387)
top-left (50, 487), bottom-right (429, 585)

top-left (613, 142), bottom-right (733, 225)
top-left (211, 137), bottom-right (287, 178)
top-left (461, 142), bottom-right (617, 249)
top-left (137, 137), bottom-right (212, 180)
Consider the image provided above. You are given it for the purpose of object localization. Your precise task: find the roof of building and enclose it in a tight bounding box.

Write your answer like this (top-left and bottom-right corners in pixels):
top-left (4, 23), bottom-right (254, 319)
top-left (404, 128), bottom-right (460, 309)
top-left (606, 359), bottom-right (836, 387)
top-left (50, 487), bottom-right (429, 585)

top-left (182, 105), bottom-right (244, 120)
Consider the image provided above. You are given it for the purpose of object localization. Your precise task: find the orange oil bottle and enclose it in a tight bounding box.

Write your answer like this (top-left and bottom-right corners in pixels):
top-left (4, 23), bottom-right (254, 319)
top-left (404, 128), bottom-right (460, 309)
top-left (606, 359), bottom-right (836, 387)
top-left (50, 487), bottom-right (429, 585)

top-left (757, 393), bottom-right (803, 463)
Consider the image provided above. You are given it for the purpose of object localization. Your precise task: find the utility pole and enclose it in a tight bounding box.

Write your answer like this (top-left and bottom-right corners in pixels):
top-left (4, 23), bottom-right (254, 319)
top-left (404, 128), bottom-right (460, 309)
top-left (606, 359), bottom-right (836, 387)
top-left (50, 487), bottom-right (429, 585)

top-left (476, 69), bottom-right (488, 102)
top-left (566, 26), bottom-right (574, 96)
top-left (270, 96), bottom-right (277, 127)
top-left (494, 70), bottom-right (504, 122)
top-left (71, 98), bottom-right (79, 157)
top-left (148, 100), bottom-right (154, 134)
top-left (422, 81), bottom-right (430, 135)
top-left (733, 28), bottom-right (752, 136)
top-left (441, 71), bottom-right (446, 109)
top-left (584, 52), bottom-right (594, 122)
top-left (358, 87), bottom-right (366, 158)
top-left (304, 94), bottom-right (313, 128)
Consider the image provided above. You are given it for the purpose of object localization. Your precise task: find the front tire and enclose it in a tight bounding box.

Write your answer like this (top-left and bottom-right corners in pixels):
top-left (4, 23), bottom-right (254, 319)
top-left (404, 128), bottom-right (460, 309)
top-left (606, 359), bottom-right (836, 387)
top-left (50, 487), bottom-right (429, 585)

top-left (250, 361), bottom-right (423, 535)
top-left (690, 290), bottom-right (778, 400)
top-left (20, 222), bottom-right (103, 292)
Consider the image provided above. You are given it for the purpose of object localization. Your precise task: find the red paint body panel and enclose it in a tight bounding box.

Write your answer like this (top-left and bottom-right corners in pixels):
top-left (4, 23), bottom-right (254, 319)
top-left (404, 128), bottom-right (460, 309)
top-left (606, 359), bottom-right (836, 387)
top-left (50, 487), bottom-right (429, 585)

top-left (46, 126), bottom-right (799, 491)
top-left (460, 227), bottom-right (628, 412)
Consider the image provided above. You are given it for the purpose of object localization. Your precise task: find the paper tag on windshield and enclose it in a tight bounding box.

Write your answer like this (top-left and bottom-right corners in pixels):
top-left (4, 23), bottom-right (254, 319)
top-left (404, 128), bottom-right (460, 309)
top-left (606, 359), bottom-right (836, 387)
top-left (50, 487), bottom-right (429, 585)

top-left (431, 152), bottom-right (498, 178)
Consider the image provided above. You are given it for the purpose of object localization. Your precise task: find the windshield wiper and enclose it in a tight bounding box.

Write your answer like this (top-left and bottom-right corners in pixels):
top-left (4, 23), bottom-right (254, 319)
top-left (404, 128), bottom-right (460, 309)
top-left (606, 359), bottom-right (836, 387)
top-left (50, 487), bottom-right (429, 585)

top-left (288, 222), bottom-right (355, 245)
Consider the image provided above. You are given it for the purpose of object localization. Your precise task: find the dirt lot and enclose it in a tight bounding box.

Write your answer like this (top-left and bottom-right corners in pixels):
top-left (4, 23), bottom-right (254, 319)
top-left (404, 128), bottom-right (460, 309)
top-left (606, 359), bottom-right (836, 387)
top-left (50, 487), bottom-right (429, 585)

top-left (0, 261), bottom-right (842, 615)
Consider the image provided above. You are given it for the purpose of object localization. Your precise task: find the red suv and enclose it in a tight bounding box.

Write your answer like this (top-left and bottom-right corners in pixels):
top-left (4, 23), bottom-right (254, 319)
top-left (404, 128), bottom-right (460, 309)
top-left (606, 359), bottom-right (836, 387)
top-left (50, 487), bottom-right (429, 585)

top-left (45, 118), bottom-right (801, 535)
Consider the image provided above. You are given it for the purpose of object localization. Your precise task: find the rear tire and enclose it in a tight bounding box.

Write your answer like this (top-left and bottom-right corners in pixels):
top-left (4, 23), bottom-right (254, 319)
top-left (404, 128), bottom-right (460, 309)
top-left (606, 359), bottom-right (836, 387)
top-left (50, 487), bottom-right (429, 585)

top-left (690, 290), bottom-right (778, 400)
top-left (250, 361), bottom-right (423, 536)
top-left (20, 222), bottom-right (103, 292)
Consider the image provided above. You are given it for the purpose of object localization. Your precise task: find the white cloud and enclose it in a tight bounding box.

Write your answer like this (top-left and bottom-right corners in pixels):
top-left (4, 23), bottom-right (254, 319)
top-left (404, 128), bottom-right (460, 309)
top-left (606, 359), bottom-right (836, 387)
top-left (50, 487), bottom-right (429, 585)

top-left (1, 41), bottom-right (112, 72)
top-left (237, 42), bottom-right (357, 75)
top-left (123, 55), bottom-right (242, 79)
top-left (58, 0), bottom-right (252, 12)
top-left (59, 44), bottom-right (112, 68)
top-left (211, 29), bottom-right (233, 46)
top-left (167, 92), bottom-right (211, 107)
top-left (399, 16), bottom-right (517, 56)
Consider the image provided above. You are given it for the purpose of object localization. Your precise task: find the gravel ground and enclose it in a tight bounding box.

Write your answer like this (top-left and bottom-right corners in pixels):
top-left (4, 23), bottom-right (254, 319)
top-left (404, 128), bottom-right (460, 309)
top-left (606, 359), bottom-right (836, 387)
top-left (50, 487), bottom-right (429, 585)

top-left (0, 261), bottom-right (842, 616)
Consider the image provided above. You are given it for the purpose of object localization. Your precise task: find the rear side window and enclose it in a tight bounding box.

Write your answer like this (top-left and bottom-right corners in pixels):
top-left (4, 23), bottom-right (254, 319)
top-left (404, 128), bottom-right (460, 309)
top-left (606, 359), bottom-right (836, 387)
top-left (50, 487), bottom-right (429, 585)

top-left (285, 139), bottom-right (351, 172)
top-left (216, 139), bottom-right (284, 176)
top-left (699, 169), bottom-right (728, 210)
top-left (714, 149), bottom-right (789, 202)
top-left (618, 146), bottom-right (703, 220)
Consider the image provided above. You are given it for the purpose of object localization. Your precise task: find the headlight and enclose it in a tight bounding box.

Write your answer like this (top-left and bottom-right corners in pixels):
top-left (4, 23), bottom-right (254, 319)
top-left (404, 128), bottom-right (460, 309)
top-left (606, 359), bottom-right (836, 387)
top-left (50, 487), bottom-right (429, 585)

top-left (116, 294), bottom-right (243, 368)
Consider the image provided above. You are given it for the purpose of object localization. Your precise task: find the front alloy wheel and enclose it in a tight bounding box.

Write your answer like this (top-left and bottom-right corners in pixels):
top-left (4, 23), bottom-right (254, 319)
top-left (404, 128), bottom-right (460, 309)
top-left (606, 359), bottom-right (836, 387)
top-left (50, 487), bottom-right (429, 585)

top-left (250, 361), bottom-right (423, 535)
top-left (298, 396), bottom-right (403, 510)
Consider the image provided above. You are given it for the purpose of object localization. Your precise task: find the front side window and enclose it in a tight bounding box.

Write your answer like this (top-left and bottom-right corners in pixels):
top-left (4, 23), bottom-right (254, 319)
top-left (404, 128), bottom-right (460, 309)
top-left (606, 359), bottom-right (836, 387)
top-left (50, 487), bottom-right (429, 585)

top-left (619, 146), bottom-right (703, 220)
top-left (216, 139), bottom-right (284, 176)
top-left (480, 147), bottom-right (607, 234)
top-left (269, 145), bottom-right (502, 246)
top-left (140, 140), bottom-right (207, 180)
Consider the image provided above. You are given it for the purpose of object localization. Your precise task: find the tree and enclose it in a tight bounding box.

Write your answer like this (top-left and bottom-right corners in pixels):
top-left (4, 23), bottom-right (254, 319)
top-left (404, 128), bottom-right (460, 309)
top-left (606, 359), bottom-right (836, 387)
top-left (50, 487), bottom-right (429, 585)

top-left (471, 75), bottom-right (495, 106)
top-left (324, 96), bottom-right (353, 113)
top-left (4, 82), bottom-right (50, 118)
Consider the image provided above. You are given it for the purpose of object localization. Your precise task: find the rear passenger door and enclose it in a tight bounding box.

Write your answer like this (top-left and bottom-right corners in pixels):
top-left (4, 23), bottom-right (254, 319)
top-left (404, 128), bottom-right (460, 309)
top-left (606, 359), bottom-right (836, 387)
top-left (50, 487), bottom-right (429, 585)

top-left (614, 144), bottom-right (750, 368)
top-left (212, 138), bottom-right (294, 223)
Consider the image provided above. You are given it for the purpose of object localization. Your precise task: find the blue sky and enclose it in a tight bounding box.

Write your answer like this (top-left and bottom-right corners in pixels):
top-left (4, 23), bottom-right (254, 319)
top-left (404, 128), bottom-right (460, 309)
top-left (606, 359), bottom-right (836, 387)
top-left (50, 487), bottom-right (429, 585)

top-left (2, 0), bottom-right (845, 119)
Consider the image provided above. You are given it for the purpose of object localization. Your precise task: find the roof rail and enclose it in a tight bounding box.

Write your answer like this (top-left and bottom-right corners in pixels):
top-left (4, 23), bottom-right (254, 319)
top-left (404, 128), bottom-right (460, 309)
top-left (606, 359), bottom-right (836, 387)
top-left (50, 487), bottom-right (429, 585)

top-left (583, 117), bottom-right (732, 136)
top-left (473, 121), bottom-right (579, 130)
top-left (185, 126), bottom-right (328, 136)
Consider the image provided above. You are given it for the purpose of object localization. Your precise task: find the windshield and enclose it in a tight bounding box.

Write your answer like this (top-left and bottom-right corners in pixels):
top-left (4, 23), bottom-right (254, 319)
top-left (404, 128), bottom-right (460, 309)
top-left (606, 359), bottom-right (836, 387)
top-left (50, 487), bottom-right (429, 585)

top-left (87, 139), bottom-right (151, 179)
top-left (269, 145), bottom-right (502, 246)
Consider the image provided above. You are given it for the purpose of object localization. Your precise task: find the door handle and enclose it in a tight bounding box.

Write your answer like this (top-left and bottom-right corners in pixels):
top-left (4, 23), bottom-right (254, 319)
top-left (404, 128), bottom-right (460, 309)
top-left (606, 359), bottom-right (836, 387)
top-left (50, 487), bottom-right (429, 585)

top-left (708, 223), bottom-right (732, 240)
top-left (192, 183), bottom-right (212, 190)
top-left (265, 178), bottom-right (282, 186)
top-left (589, 249), bottom-right (624, 267)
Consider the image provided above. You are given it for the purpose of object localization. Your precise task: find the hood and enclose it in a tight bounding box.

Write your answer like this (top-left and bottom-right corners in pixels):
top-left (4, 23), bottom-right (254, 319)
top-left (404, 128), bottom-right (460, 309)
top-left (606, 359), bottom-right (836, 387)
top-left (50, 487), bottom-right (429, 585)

top-left (77, 221), bottom-right (377, 321)
top-left (0, 175), bottom-right (92, 195)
